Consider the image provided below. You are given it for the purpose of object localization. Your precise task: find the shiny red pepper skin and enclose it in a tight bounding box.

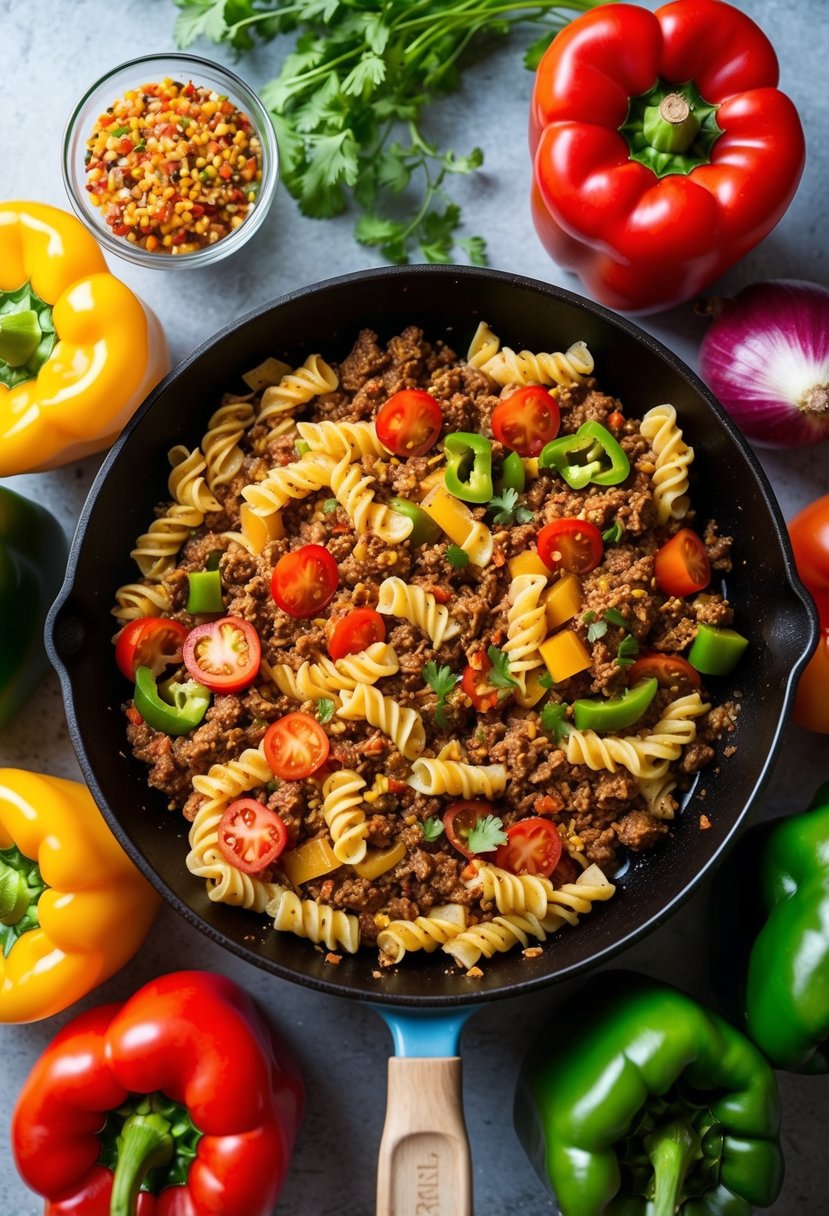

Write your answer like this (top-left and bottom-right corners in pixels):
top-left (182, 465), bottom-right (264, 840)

top-left (529, 0), bottom-right (805, 313)
top-left (11, 971), bottom-right (305, 1216)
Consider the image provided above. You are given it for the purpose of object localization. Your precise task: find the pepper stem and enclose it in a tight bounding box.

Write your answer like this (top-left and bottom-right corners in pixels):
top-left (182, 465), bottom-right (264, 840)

top-left (0, 309), bottom-right (42, 367)
top-left (799, 384), bottom-right (829, 415)
top-left (109, 1113), bottom-right (174, 1216)
top-left (0, 860), bottom-right (30, 925)
top-left (643, 93), bottom-right (701, 154)
top-left (645, 1118), bottom-right (702, 1216)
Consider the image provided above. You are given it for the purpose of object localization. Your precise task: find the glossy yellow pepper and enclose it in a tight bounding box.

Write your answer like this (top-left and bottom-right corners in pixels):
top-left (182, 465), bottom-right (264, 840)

top-left (0, 201), bottom-right (169, 475)
top-left (0, 768), bottom-right (160, 1023)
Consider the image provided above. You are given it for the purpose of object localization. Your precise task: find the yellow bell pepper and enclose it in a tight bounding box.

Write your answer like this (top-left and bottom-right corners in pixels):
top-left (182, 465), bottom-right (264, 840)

top-left (542, 572), bottom-right (582, 630)
top-left (0, 201), bottom-right (169, 475)
top-left (0, 768), bottom-right (160, 1023)
top-left (539, 630), bottom-right (592, 683)
top-left (508, 551), bottom-right (551, 580)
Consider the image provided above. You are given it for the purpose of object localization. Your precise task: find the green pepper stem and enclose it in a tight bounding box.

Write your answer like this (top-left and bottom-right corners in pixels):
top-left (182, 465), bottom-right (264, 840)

top-left (643, 93), bottom-right (701, 154)
top-left (645, 1118), bottom-right (702, 1216)
top-left (109, 1112), bottom-right (174, 1216)
top-left (0, 860), bottom-right (29, 925)
top-left (0, 309), bottom-right (42, 367)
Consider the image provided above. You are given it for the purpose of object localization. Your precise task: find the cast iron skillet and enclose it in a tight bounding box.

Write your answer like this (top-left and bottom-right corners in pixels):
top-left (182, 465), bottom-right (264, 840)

top-left (47, 266), bottom-right (816, 1213)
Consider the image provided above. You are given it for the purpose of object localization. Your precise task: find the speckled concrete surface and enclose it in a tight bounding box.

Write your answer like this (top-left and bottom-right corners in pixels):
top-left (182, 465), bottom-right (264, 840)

top-left (1, 0), bottom-right (827, 1212)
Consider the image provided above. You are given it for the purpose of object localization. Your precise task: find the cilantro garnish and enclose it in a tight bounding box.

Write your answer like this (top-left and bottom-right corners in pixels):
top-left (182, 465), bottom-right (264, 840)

top-left (487, 487), bottom-right (534, 526)
top-left (539, 701), bottom-right (571, 741)
top-left (486, 645), bottom-right (519, 693)
top-left (316, 697), bottom-right (335, 723)
top-left (587, 619), bottom-right (608, 643)
top-left (420, 817), bottom-right (445, 843)
top-left (467, 814), bottom-right (508, 854)
top-left (446, 544), bottom-right (469, 569)
top-left (604, 608), bottom-right (628, 630)
top-left (423, 661), bottom-right (459, 729)
top-left (616, 634), bottom-right (640, 667)
top-left (602, 519), bottom-right (624, 544)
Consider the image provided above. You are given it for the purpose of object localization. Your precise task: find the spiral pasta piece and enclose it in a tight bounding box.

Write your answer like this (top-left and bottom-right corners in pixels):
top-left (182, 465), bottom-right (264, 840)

top-left (465, 321), bottom-right (501, 369)
top-left (201, 400), bottom-right (256, 492)
top-left (503, 573), bottom-right (548, 689)
top-left (167, 445), bottom-right (222, 513)
top-left (130, 503), bottom-right (204, 580)
top-left (376, 576), bottom-right (460, 649)
top-left (266, 889), bottom-right (360, 953)
top-left (241, 452), bottom-right (336, 517)
top-left (639, 773), bottom-right (679, 820)
top-left (111, 580), bottom-right (171, 623)
top-left (407, 758), bottom-right (507, 799)
top-left (256, 354), bottom-right (339, 438)
top-left (640, 403), bottom-right (693, 523)
top-left (566, 692), bottom-right (711, 780)
top-left (378, 905), bottom-right (469, 964)
top-left (264, 642), bottom-right (400, 704)
top-left (478, 340), bottom-right (594, 388)
top-left (322, 769), bottom-right (369, 865)
top-left (297, 418), bottom-right (389, 462)
top-left (463, 862), bottom-right (554, 919)
top-left (337, 683), bottom-right (426, 760)
top-left (330, 453), bottom-right (413, 544)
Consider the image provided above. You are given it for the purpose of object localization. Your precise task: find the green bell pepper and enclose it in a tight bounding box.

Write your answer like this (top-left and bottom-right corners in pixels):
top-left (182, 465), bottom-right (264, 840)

top-left (0, 486), bottom-right (68, 730)
top-left (186, 569), bottom-right (224, 615)
top-left (496, 451), bottom-right (526, 495)
top-left (388, 497), bottom-right (442, 546)
top-left (688, 623), bottom-right (749, 676)
top-left (443, 432), bottom-right (493, 503)
top-left (515, 971), bottom-right (783, 1216)
top-left (573, 678), bottom-right (658, 733)
top-left (540, 420), bottom-right (630, 489)
top-left (133, 666), bottom-right (211, 736)
top-left (713, 782), bottom-right (829, 1074)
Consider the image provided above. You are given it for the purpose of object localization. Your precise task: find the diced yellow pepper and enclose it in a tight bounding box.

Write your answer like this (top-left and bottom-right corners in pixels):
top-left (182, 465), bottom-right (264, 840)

top-left (240, 502), bottom-right (284, 554)
top-left (539, 630), bottom-right (592, 683)
top-left (353, 841), bottom-right (407, 880)
top-left (281, 836), bottom-right (341, 886)
top-left (420, 485), bottom-right (493, 567)
top-left (542, 573), bottom-right (582, 630)
top-left (522, 457), bottom-right (540, 480)
top-left (508, 551), bottom-right (551, 580)
top-left (514, 668), bottom-right (549, 708)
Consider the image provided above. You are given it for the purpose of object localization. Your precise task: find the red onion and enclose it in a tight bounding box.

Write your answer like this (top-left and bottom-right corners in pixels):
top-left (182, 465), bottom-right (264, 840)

top-left (698, 279), bottom-right (829, 448)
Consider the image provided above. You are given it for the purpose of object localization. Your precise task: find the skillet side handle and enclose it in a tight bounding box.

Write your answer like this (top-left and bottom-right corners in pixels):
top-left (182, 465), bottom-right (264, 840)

top-left (376, 1056), bottom-right (472, 1216)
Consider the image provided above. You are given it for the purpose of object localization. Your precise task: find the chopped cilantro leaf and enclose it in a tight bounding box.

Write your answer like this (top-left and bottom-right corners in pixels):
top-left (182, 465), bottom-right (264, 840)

top-left (539, 701), bottom-right (571, 741)
top-left (446, 544), bottom-right (469, 569)
top-left (423, 661), bottom-right (459, 728)
top-left (616, 634), bottom-right (640, 667)
top-left (486, 645), bottom-right (519, 692)
top-left (316, 697), bottom-right (335, 723)
top-left (587, 619), bottom-right (608, 643)
top-left (604, 608), bottom-right (628, 630)
top-left (602, 519), bottom-right (624, 544)
top-left (420, 817), bottom-right (445, 843)
top-left (487, 487), bottom-right (533, 526)
top-left (467, 814), bottom-right (508, 854)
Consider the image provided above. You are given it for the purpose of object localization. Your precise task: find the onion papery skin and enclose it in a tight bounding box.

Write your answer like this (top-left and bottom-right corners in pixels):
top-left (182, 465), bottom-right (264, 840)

top-left (699, 280), bottom-right (829, 449)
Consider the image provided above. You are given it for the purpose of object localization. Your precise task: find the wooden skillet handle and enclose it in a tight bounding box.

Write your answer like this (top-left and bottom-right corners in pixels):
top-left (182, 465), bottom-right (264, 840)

top-left (376, 1056), bottom-right (472, 1216)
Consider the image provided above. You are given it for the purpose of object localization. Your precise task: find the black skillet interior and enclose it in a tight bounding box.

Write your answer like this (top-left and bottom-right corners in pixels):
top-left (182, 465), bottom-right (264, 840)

top-left (47, 265), bottom-right (817, 1006)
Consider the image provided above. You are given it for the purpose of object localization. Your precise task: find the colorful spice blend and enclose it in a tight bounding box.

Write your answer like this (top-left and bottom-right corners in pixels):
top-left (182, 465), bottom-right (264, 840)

top-left (83, 77), bottom-right (263, 254)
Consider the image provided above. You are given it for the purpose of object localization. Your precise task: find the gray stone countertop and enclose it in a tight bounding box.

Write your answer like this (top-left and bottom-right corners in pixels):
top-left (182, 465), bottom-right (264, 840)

top-left (1, 0), bottom-right (827, 1212)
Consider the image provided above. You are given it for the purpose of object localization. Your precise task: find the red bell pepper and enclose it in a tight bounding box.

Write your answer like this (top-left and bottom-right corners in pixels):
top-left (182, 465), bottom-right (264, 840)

top-left (11, 971), bottom-right (304, 1216)
top-left (529, 0), bottom-right (805, 313)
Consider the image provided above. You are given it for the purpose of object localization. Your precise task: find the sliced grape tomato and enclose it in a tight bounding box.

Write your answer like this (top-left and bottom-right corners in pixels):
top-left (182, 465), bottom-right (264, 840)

top-left (271, 544), bottom-right (339, 618)
top-left (443, 800), bottom-right (496, 860)
top-left (264, 712), bottom-right (330, 780)
top-left (375, 389), bottom-right (443, 457)
top-left (181, 616), bottom-right (261, 693)
top-left (217, 798), bottom-right (288, 874)
top-left (654, 529), bottom-right (711, 597)
top-left (537, 518), bottom-right (603, 575)
top-left (328, 607), bottom-right (386, 661)
top-left (627, 652), bottom-right (701, 690)
top-left (491, 385), bottom-right (560, 457)
top-left (115, 617), bottom-right (189, 681)
top-left (494, 817), bottom-right (563, 877)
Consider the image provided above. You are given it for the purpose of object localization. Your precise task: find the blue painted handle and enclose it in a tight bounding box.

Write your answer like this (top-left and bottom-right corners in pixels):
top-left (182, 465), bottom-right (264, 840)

top-left (371, 1005), bottom-right (476, 1057)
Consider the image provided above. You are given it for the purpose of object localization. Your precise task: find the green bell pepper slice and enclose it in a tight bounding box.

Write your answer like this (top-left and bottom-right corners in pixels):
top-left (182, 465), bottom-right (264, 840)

top-left (0, 486), bottom-right (68, 730)
top-left (186, 569), bottom-right (224, 615)
top-left (133, 666), bottom-right (210, 736)
top-left (688, 623), bottom-right (748, 675)
top-left (496, 451), bottom-right (526, 495)
top-left (572, 678), bottom-right (658, 733)
top-left (515, 971), bottom-right (783, 1216)
top-left (388, 497), bottom-right (442, 546)
top-left (443, 432), bottom-right (493, 503)
top-left (714, 782), bottom-right (829, 1074)
top-left (539, 420), bottom-right (630, 489)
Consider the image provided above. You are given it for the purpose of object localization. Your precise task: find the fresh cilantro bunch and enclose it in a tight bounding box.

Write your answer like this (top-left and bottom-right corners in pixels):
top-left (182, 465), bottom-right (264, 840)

top-left (173, 0), bottom-right (601, 263)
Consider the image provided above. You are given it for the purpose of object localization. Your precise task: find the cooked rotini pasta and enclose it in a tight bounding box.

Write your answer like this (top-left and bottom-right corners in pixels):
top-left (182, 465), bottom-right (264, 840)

top-left (241, 452), bottom-right (336, 517)
top-left (406, 758), bottom-right (507, 799)
top-left (111, 580), bottom-right (172, 623)
top-left (322, 769), bottom-right (369, 865)
top-left (504, 573), bottom-right (548, 689)
top-left (465, 321), bottom-right (501, 369)
top-left (201, 400), bottom-right (256, 492)
top-left (255, 354), bottom-right (339, 438)
top-left (263, 642), bottom-right (400, 704)
top-left (167, 444), bottom-right (222, 514)
top-left (640, 403), bottom-right (693, 523)
top-left (477, 338), bottom-right (594, 388)
top-left (329, 453), bottom-right (413, 544)
top-left (566, 693), bottom-right (711, 780)
top-left (129, 503), bottom-right (204, 580)
top-left (296, 418), bottom-right (389, 462)
top-left (266, 888), bottom-right (360, 953)
top-left (336, 683), bottom-right (426, 760)
top-left (463, 862), bottom-right (554, 919)
top-left (376, 576), bottom-right (460, 649)
top-left (377, 904), bottom-right (468, 964)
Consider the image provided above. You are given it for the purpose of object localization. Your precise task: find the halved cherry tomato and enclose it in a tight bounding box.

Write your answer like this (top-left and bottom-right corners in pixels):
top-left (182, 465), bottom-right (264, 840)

top-left (264, 712), bottom-right (330, 780)
top-left (375, 390), bottom-right (443, 457)
top-left (494, 817), bottom-right (563, 877)
top-left (491, 386), bottom-right (560, 457)
top-left (461, 649), bottom-right (499, 712)
top-left (115, 617), bottom-right (189, 681)
top-left (217, 798), bottom-right (288, 874)
top-left (271, 544), bottom-right (339, 618)
top-left (654, 528), bottom-right (711, 597)
top-left (181, 616), bottom-right (260, 692)
top-left (443, 800), bottom-right (496, 860)
top-left (794, 627), bottom-right (829, 734)
top-left (627, 651), bottom-right (701, 691)
top-left (328, 607), bottom-right (386, 661)
top-left (537, 518), bottom-right (603, 574)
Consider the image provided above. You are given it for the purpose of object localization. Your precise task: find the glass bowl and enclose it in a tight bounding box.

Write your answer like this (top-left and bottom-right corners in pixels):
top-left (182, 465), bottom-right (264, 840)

top-left (62, 53), bottom-right (279, 270)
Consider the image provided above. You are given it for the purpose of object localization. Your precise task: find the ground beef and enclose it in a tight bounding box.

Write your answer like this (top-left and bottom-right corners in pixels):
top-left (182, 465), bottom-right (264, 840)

top-left (119, 323), bottom-right (739, 964)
